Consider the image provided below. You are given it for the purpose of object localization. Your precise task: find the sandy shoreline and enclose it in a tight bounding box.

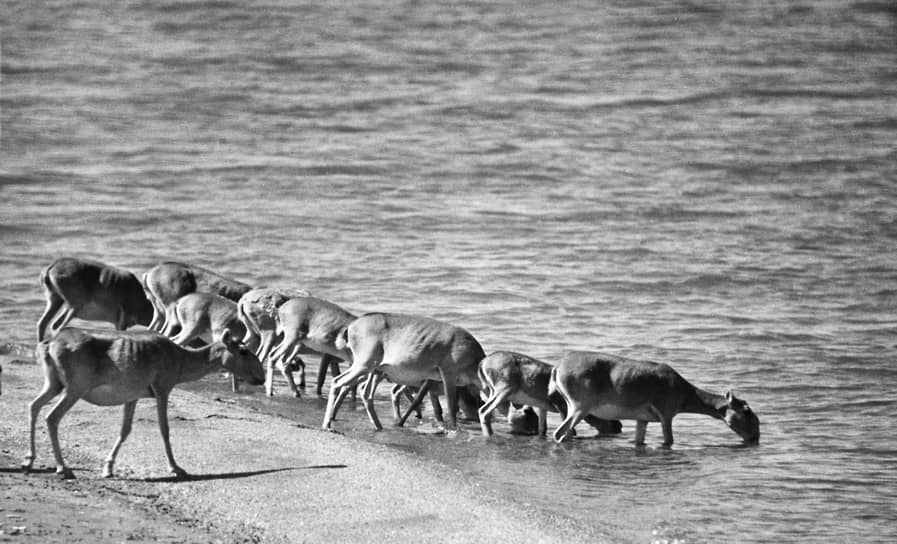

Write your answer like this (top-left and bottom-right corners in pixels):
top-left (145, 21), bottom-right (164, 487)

top-left (0, 354), bottom-right (604, 543)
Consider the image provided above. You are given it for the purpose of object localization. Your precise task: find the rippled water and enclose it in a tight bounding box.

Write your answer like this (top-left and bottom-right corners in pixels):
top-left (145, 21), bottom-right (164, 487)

top-left (2, 1), bottom-right (896, 542)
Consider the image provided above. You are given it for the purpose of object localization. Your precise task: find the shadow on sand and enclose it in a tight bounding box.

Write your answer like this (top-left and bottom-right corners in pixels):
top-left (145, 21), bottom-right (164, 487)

top-left (142, 464), bottom-right (348, 483)
top-left (0, 466), bottom-right (56, 474)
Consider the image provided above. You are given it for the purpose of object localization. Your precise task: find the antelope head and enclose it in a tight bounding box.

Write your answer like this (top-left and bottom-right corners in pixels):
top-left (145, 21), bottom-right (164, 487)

top-left (723, 390), bottom-right (760, 444)
top-left (219, 330), bottom-right (265, 386)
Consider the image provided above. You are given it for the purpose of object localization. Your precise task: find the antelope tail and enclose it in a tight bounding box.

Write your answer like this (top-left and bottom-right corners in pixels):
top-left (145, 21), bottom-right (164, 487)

top-left (42, 270), bottom-right (69, 334)
top-left (236, 301), bottom-right (256, 335)
top-left (334, 327), bottom-right (349, 351)
top-left (547, 365), bottom-right (558, 396)
top-left (161, 303), bottom-right (180, 336)
top-left (477, 360), bottom-right (490, 390)
top-left (40, 264), bottom-right (52, 292)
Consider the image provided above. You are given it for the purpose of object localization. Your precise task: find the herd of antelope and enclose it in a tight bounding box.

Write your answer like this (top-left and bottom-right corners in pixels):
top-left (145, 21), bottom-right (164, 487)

top-left (16, 257), bottom-right (760, 479)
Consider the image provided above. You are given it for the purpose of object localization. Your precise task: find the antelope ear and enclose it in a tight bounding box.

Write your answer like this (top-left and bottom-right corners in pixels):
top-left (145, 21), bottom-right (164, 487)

top-left (725, 390), bottom-right (742, 410)
top-left (725, 390), bottom-right (749, 411)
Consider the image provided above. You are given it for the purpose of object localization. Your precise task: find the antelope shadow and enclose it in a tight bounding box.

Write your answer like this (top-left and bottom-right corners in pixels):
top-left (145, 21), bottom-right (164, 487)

top-left (142, 463), bottom-right (347, 483)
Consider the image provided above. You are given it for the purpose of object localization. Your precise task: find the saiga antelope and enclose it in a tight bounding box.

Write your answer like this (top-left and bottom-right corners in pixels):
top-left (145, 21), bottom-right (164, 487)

top-left (322, 313), bottom-right (483, 432)
top-left (142, 261), bottom-right (251, 333)
top-left (550, 351), bottom-right (760, 446)
top-left (234, 286), bottom-right (310, 394)
top-left (23, 328), bottom-right (264, 479)
top-left (37, 257), bottom-right (153, 342)
top-left (268, 296), bottom-right (355, 398)
top-left (478, 351), bottom-right (620, 437)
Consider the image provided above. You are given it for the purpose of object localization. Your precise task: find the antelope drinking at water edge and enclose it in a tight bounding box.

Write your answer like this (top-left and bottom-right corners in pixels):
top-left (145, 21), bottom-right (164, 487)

top-left (268, 295), bottom-right (356, 398)
top-left (142, 261), bottom-right (252, 333)
top-left (323, 313), bottom-right (483, 432)
top-left (163, 292), bottom-right (247, 347)
top-left (37, 257), bottom-right (154, 342)
top-left (550, 351), bottom-right (760, 446)
top-left (234, 286), bottom-right (311, 394)
top-left (478, 351), bottom-right (621, 437)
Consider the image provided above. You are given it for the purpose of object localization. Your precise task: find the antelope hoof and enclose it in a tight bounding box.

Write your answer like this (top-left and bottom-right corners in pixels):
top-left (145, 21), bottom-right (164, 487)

top-left (102, 463), bottom-right (114, 478)
top-left (429, 421), bottom-right (449, 434)
top-left (170, 466), bottom-right (189, 479)
top-left (57, 467), bottom-right (75, 480)
top-left (554, 431), bottom-right (572, 443)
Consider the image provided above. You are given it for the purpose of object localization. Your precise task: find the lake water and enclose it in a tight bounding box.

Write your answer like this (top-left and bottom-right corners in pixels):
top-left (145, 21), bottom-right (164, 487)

top-left (2, 1), bottom-right (896, 542)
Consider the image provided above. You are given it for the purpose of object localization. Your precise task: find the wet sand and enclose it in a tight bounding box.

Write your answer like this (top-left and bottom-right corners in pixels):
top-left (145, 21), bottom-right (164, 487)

top-left (0, 355), bottom-right (599, 543)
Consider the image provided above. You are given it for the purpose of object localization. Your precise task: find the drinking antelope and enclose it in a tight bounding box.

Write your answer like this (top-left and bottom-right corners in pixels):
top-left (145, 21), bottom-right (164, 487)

top-left (37, 257), bottom-right (154, 342)
top-left (322, 313), bottom-right (484, 432)
top-left (478, 351), bottom-right (560, 437)
top-left (23, 328), bottom-right (264, 479)
top-left (142, 261), bottom-right (252, 333)
top-left (550, 351), bottom-right (760, 446)
top-left (163, 292), bottom-right (247, 347)
top-left (478, 351), bottom-right (620, 437)
top-left (233, 286), bottom-right (311, 394)
top-left (268, 296), bottom-right (355, 398)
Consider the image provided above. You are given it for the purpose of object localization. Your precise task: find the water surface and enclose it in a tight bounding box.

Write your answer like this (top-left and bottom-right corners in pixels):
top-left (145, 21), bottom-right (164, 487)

top-left (2, 1), bottom-right (896, 542)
